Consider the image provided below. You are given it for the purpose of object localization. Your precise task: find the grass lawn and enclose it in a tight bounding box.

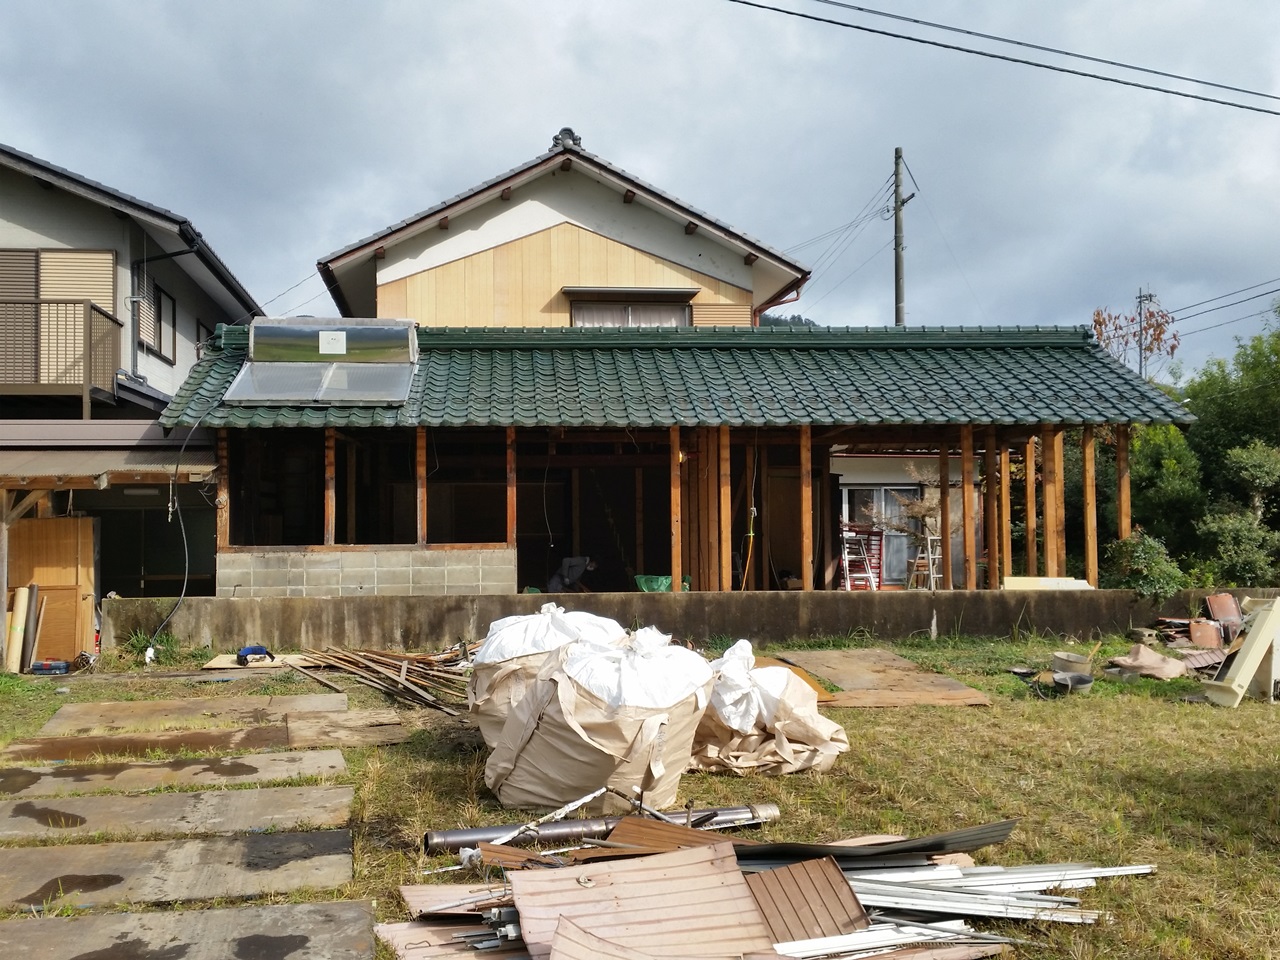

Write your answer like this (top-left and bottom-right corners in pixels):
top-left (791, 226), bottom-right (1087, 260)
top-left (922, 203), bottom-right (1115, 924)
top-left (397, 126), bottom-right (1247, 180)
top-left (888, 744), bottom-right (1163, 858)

top-left (1, 632), bottom-right (1277, 959)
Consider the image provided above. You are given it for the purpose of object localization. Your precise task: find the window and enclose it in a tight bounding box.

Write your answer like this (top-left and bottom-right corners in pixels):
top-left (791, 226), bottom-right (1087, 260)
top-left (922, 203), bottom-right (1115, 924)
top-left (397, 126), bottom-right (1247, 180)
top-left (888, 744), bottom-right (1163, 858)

top-left (139, 283), bottom-right (176, 363)
top-left (841, 484), bottom-right (923, 586)
top-left (196, 320), bottom-right (214, 360)
top-left (571, 302), bottom-right (690, 328)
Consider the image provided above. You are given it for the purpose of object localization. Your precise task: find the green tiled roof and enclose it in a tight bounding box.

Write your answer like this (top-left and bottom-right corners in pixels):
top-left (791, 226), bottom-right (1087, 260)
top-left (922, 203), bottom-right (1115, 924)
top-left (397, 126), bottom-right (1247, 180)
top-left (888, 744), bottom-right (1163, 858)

top-left (160, 325), bottom-right (1193, 430)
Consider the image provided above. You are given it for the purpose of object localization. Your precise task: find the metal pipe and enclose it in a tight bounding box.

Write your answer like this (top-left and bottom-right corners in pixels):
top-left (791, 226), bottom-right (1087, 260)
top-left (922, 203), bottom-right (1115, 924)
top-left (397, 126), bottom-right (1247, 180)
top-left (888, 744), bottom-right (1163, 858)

top-left (424, 803), bottom-right (780, 853)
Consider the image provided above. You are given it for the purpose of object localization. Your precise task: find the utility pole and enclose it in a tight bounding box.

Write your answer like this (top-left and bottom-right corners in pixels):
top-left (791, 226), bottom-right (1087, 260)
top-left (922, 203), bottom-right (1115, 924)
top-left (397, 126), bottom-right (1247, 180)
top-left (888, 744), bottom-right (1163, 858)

top-left (893, 148), bottom-right (914, 327)
top-left (1135, 287), bottom-right (1156, 378)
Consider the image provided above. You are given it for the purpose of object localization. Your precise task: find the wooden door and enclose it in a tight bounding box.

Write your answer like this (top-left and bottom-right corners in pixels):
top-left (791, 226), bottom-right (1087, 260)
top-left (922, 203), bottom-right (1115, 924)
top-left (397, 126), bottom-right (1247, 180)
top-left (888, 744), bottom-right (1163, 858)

top-left (7, 517), bottom-right (96, 661)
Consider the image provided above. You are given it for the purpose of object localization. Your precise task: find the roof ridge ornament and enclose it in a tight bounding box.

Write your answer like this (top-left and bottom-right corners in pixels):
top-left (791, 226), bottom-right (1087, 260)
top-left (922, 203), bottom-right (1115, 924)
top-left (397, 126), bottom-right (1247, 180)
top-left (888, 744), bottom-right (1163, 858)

top-left (551, 127), bottom-right (582, 150)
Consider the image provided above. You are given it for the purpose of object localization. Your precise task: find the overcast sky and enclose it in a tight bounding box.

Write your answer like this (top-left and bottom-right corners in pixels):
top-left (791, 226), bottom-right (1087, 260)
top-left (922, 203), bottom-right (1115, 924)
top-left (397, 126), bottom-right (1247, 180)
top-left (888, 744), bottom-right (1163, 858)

top-left (3, 0), bottom-right (1277, 376)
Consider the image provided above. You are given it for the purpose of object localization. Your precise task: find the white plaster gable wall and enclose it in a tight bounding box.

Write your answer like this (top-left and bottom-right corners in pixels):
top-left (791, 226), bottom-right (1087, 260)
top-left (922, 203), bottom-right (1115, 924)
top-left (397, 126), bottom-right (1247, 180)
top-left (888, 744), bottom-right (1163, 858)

top-left (831, 455), bottom-right (967, 487)
top-left (377, 169), bottom-right (755, 293)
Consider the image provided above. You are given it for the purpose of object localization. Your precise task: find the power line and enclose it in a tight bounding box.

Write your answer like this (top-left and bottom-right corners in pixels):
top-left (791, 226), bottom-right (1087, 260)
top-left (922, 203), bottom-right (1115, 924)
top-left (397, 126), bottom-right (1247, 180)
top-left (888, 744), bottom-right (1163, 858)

top-left (1168, 276), bottom-right (1280, 314)
top-left (799, 239), bottom-right (893, 311)
top-left (718, 0), bottom-right (1280, 117)
top-left (1178, 307), bottom-right (1273, 338)
top-left (803, 0), bottom-right (1280, 103)
top-left (1173, 287), bottom-right (1280, 323)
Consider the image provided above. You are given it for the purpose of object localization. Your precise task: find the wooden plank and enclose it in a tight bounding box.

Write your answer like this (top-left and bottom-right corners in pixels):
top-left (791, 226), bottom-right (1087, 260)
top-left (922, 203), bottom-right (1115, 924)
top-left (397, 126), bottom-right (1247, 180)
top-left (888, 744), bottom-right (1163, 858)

top-left (417, 426), bottom-right (429, 544)
top-left (820, 451), bottom-right (835, 590)
top-left (938, 443), bottom-right (952, 589)
top-left (1041, 426), bottom-right (1058, 577)
top-left (1116, 423), bottom-right (1131, 540)
top-left (216, 428), bottom-right (230, 551)
top-left (745, 444), bottom-right (758, 590)
top-left (0, 750), bottom-right (346, 799)
top-left (1024, 437), bottom-right (1038, 576)
top-left (960, 426), bottom-right (976, 590)
top-left (0, 831), bottom-right (353, 909)
top-left (983, 427), bottom-right (999, 590)
top-left (1082, 425), bottom-right (1098, 587)
top-left (38, 694), bottom-right (348, 735)
top-left (800, 425), bottom-right (814, 591)
top-left (509, 841), bottom-right (774, 960)
top-left (780, 648), bottom-right (991, 708)
top-left (287, 709), bottom-right (408, 748)
top-left (999, 446), bottom-right (1012, 578)
top-left (0, 784), bottom-right (353, 840)
top-left (201, 652), bottom-right (324, 670)
top-left (324, 427), bottom-right (336, 546)
top-left (670, 425), bottom-right (682, 593)
top-left (760, 445), bottom-right (771, 589)
top-left (0, 901), bottom-right (374, 960)
top-left (506, 426), bottom-right (517, 546)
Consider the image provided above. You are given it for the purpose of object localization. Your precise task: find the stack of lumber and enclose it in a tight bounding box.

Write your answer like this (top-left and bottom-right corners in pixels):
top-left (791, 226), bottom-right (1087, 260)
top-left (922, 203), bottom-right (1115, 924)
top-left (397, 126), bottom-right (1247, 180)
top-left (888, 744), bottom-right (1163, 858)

top-left (301, 647), bottom-right (475, 715)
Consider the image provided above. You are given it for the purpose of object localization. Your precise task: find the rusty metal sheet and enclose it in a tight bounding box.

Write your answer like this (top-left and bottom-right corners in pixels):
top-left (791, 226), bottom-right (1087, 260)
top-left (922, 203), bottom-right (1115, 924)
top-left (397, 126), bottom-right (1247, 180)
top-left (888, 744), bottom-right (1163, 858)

top-left (1188, 619), bottom-right (1224, 648)
top-left (0, 749), bottom-right (346, 799)
top-left (0, 900), bottom-right (373, 960)
top-left (0, 830), bottom-right (352, 909)
top-left (780, 649), bottom-right (991, 707)
top-left (0, 784), bottom-right (353, 839)
top-left (509, 841), bottom-right (775, 960)
top-left (37, 693), bottom-right (348, 735)
top-left (1205, 592), bottom-right (1243, 625)
top-left (745, 856), bottom-right (869, 943)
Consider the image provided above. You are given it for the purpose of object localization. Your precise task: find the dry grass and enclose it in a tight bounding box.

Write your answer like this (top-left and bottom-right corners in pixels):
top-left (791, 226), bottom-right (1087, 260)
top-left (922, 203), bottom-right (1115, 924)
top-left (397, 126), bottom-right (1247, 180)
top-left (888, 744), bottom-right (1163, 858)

top-left (2, 635), bottom-right (1278, 958)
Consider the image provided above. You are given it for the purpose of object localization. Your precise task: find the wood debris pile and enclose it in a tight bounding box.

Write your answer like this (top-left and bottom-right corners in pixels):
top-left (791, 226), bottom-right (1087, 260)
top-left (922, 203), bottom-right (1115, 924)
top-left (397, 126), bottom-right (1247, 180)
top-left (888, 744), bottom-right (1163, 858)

top-left (300, 645), bottom-right (476, 715)
top-left (379, 809), bottom-right (1153, 959)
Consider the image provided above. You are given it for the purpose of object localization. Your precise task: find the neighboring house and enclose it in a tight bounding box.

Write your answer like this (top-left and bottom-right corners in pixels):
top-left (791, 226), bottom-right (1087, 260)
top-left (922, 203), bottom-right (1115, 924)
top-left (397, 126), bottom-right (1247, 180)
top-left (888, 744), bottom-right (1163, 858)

top-left (0, 142), bottom-right (261, 660)
top-left (162, 129), bottom-right (1192, 600)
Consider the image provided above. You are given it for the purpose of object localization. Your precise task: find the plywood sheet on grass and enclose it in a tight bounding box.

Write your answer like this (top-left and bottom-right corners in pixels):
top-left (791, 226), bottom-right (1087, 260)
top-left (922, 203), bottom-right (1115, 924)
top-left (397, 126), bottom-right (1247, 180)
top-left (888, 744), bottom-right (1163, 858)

top-left (0, 830), bottom-right (352, 909)
top-left (0, 784), bottom-right (353, 839)
top-left (509, 841), bottom-right (774, 960)
top-left (779, 649), bottom-right (990, 707)
top-left (399, 882), bottom-right (513, 917)
top-left (37, 693), bottom-right (347, 735)
top-left (203, 652), bottom-right (324, 670)
top-left (288, 709), bottom-right (408, 747)
top-left (0, 749), bottom-right (346, 798)
top-left (0, 899), bottom-right (373, 960)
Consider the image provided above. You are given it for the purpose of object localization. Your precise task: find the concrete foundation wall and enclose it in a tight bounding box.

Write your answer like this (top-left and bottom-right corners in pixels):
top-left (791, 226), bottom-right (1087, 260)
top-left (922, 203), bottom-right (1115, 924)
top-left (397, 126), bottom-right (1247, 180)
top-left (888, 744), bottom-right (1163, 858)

top-left (102, 588), bottom-right (1280, 653)
top-left (214, 547), bottom-right (516, 598)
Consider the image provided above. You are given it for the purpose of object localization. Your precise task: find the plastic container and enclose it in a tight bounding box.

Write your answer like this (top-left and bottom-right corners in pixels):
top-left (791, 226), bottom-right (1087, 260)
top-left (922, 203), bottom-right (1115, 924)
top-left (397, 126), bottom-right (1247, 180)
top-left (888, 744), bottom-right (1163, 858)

top-left (634, 574), bottom-right (691, 592)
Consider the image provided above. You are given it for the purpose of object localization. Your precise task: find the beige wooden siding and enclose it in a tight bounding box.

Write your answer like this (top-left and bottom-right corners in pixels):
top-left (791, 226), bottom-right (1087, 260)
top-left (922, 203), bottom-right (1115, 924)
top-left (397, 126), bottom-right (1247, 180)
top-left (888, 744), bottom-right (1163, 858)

top-left (37, 250), bottom-right (115, 385)
top-left (692, 303), bottom-right (753, 326)
top-left (0, 251), bottom-right (38, 384)
top-left (0, 249), bottom-right (37, 299)
top-left (380, 222), bottom-right (752, 327)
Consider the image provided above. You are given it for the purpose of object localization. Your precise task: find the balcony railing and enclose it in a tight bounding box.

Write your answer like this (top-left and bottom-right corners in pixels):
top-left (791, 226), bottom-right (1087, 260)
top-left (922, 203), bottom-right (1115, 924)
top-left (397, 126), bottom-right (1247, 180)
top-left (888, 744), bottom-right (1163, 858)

top-left (0, 300), bottom-right (122, 418)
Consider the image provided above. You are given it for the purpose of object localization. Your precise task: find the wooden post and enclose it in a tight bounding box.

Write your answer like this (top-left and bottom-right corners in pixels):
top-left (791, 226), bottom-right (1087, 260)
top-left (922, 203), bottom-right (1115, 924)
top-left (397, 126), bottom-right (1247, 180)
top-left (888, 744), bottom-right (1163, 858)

top-left (1024, 436), bottom-right (1038, 576)
top-left (1041, 426), bottom-right (1058, 577)
top-left (1055, 429), bottom-right (1067, 570)
top-left (760, 446), bottom-right (771, 589)
top-left (506, 426), bottom-right (517, 546)
top-left (984, 427), bottom-right (999, 589)
top-left (961, 426), bottom-right (976, 589)
top-left (999, 446), bottom-right (1012, 579)
top-left (1116, 424), bottom-right (1132, 540)
top-left (634, 467), bottom-right (645, 575)
top-left (669, 425), bottom-right (682, 593)
top-left (938, 442), bottom-right (952, 589)
top-left (719, 426), bottom-right (732, 592)
top-left (800, 425), bottom-right (814, 591)
top-left (323, 427), bottom-right (336, 546)
top-left (1082, 425), bottom-right (1098, 586)
top-left (820, 451), bottom-right (835, 589)
top-left (571, 468), bottom-right (581, 555)
top-left (345, 441), bottom-right (357, 543)
top-left (216, 428), bottom-right (230, 551)
top-left (746, 444), bottom-right (758, 590)
top-left (416, 426), bottom-right (428, 545)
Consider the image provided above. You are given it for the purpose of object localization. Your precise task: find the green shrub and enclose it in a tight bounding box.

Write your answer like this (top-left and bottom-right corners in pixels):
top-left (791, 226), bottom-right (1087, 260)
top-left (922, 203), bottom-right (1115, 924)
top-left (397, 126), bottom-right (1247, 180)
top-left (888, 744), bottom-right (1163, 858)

top-left (1194, 509), bottom-right (1280, 586)
top-left (123, 628), bottom-right (183, 665)
top-left (1100, 531), bottom-right (1190, 606)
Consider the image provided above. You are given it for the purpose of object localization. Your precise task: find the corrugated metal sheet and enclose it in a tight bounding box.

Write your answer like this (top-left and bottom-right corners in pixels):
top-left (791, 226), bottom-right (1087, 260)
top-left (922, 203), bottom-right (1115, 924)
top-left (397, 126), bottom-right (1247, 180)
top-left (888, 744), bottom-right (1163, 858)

top-left (746, 856), bottom-right (869, 943)
top-left (547, 916), bottom-right (748, 960)
top-left (509, 841), bottom-right (776, 960)
top-left (0, 448), bottom-right (214, 480)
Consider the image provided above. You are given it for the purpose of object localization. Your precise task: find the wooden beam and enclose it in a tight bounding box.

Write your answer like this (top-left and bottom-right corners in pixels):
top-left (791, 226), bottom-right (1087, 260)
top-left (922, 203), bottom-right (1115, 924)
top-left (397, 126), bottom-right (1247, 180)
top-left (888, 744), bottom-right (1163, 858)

top-left (416, 427), bottom-right (428, 545)
top-left (960, 427), bottom-right (976, 589)
top-left (745, 444), bottom-right (758, 590)
top-left (1024, 436), bottom-right (1038, 576)
top-left (938, 443), bottom-right (952, 589)
top-left (684, 221), bottom-right (698, 235)
top-left (438, 216), bottom-right (449, 230)
top-left (506, 426), bottom-right (517, 547)
top-left (560, 157), bottom-right (572, 172)
top-left (7, 489), bottom-right (48, 524)
top-left (760, 445), bottom-right (771, 589)
top-left (374, 246), bottom-right (385, 259)
top-left (500, 186), bottom-right (512, 201)
top-left (323, 428), bottom-right (336, 546)
top-left (999, 446), bottom-right (1012, 578)
top-left (1054, 429), bottom-right (1067, 571)
top-left (1082, 425), bottom-right (1098, 587)
top-left (820, 450), bottom-right (835, 590)
top-left (743, 252), bottom-right (759, 266)
top-left (634, 467), bottom-right (645, 574)
top-left (669, 426), bottom-right (682, 593)
top-left (1116, 423), bottom-right (1132, 540)
top-left (719, 426), bottom-right (732, 592)
top-left (622, 189), bottom-right (635, 204)
top-left (1041, 426), bottom-right (1058, 577)
top-left (800, 425), bottom-right (814, 591)
top-left (984, 427), bottom-right (999, 590)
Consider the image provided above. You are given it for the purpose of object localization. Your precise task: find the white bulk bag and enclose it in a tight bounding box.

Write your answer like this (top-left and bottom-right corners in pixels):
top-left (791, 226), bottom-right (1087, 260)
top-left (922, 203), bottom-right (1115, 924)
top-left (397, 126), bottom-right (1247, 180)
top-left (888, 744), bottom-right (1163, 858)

top-left (485, 627), bottom-right (714, 812)
top-left (468, 603), bottom-right (626, 748)
top-left (692, 639), bottom-right (849, 776)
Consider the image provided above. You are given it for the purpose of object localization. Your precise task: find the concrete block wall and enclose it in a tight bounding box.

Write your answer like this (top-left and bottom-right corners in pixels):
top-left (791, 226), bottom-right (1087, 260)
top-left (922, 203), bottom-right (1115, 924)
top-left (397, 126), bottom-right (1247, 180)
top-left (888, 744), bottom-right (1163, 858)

top-left (214, 547), bottom-right (517, 598)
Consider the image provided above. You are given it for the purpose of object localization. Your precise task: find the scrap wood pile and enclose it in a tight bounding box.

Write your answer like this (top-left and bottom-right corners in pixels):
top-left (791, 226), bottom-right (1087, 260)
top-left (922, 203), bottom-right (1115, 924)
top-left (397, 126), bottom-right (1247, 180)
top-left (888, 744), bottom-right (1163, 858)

top-left (379, 802), bottom-right (1154, 959)
top-left (301, 645), bottom-right (477, 715)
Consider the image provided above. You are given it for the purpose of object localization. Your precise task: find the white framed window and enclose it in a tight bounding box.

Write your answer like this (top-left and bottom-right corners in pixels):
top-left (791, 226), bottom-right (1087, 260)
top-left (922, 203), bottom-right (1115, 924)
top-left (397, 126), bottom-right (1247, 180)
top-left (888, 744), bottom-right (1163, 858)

top-left (139, 283), bottom-right (177, 363)
top-left (570, 301), bottom-right (690, 328)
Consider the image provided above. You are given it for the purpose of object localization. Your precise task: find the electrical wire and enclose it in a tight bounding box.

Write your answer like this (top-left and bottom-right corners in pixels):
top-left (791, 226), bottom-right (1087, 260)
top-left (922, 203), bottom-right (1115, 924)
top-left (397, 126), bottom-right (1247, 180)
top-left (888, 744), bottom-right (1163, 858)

top-left (1168, 276), bottom-right (1280, 315)
top-left (717, 0), bottom-right (1280, 117)
top-left (1178, 308), bottom-right (1274, 338)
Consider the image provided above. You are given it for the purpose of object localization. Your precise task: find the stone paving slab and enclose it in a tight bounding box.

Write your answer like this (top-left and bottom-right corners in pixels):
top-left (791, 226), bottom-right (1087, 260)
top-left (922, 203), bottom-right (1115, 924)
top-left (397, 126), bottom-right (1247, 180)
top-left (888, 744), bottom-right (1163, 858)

top-left (0, 784), bottom-right (354, 839)
top-left (37, 693), bottom-right (348, 735)
top-left (0, 830), bottom-right (352, 909)
top-left (0, 900), bottom-right (374, 959)
top-left (0, 749), bottom-right (346, 798)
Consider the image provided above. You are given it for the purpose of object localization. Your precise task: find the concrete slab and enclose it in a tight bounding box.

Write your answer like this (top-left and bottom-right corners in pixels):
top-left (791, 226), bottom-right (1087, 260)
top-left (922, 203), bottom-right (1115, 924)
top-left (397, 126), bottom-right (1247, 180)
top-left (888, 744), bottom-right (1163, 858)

top-left (0, 749), bottom-right (346, 798)
top-left (0, 830), bottom-right (353, 909)
top-left (0, 784), bottom-right (354, 839)
top-left (37, 694), bottom-right (348, 736)
top-left (0, 900), bottom-right (374, 959)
